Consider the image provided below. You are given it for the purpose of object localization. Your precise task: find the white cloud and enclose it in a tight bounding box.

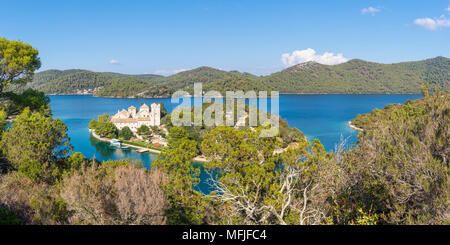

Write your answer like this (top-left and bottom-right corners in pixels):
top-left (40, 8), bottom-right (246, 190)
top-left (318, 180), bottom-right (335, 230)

top-left (281, 48), bottom-right (348, 67)
top-left (173, 68), bottom-right (188, 73)
top-left (446, 6), bottom-right (450, 12)
top-left (154, 70), bottom-right (169, 75)
top-left (154, 68), bottom-right (188, 75)
top-left (361, 6), bottom-right (381, 15)
top-left (414, 16), bottom-right (450, 30)
top-left (109, 59), bottom-right (120, 65)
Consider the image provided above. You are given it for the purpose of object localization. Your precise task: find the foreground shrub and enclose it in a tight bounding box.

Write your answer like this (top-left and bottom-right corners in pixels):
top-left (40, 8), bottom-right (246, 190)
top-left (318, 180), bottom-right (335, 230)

top-left (342, 92), bottom-right (449, 224)
top-left (61, 162), bottom-right (168, 225)
top-left (0, 108), bottom-right (72, 183)
top-left (0, 206), bottom-right (21, 225)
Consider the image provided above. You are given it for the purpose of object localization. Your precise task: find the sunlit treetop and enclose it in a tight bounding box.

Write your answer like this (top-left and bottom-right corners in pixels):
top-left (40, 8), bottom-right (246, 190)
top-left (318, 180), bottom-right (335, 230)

top-left (0, 37), bottom-right (41, 92)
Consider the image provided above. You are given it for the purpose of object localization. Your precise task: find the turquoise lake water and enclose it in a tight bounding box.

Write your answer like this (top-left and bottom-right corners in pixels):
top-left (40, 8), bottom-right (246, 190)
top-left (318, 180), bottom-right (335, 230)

top-left (49, 94), bottom-right (422, 193)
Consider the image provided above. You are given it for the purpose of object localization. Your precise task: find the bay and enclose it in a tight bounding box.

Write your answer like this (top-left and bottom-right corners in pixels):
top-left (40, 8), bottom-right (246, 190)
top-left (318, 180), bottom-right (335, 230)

top-left (49, 94), bottom-right (422, 193)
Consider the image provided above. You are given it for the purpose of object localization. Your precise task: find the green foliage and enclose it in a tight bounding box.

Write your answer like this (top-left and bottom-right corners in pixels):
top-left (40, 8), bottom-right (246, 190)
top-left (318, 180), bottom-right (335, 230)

top-left (160, 102), bottom-right (168, 118)
top-left (12, 68), bottom-right (171, 98)
top-left (202, 75), bottom-right (271, 95)
top-left (3, 89), bottom-right (51, 116)
top-left (97, 113), bottom-right (111, 123)
top-left (34, 70), bottom-right (119, 94)
top-left (17, 159), bottom-right (47, 182)
top-left (89, 113), bottom-right (118, 138)
top-left (88, 119), bottom-right (98, 129)
top-left (0, 108), bottom-right (72, 181)
top-left (0, 206), bottom-right (21, 225)
top-left (118, 126), bottom-right (134, 140)
top-left (345, 92), bottom-right (449, 224)
top-left (279, 118), bottom-right (303, 147)
top-left (153, 127), bottom-right (205, 224)
top-left (25, 66), bottom-right (257, 97)
top-left (150, 126), bottom-right (166, 138)
top-left (421, 82), bottom-right (430, 97)
top-left (67, 152), bottom-right (86, 171)
top-left (201, 126), bottom-right (335, 224)
top-left (89, 113), bottom-right (118, 139)
top-left (263, 57), bottom-right (449, 94)
top-left (162, 102), bottom-right (304, 151)
top-left (158, 66), bottom-right (248, 92)
top-left (166, 127), bottom-right (189, 146)
top-left (95, 122), bottom-right (118, 138)
top-left (354, 209), bottom-right (379, 225)
top-left (0, 109), bottom-right (6, 135)
top-left (0, 37), bottom-right (41, 92)
top-left (136, 125), bottom-right (150, 136)
top-left (29, 190), bottom-right (70, 225)
top-left (200, 126), bottom-right (250, 168)
top-left (95, 78), bottom-right (174, 98)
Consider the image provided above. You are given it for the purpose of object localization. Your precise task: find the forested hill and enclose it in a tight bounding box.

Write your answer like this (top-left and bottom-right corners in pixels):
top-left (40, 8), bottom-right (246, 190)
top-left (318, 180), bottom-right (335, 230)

top-left (11, 56), bottom-right (449, 97)
top-left (263, 56), bottom-right (450, 94)
top-left (155, 66), bottom-right (256, 90)
top-left (9, 69), bottom-right (169, 98)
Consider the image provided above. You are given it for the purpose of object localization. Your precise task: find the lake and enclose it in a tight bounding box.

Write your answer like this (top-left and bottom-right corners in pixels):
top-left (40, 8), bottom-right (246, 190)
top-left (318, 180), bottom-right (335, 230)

top-left (49, 94), bottom-right (422, 193)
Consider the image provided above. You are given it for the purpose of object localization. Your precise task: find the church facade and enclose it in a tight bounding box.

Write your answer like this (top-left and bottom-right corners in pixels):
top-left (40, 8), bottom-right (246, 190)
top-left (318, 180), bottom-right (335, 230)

top-left (111, 103), bottom-right (161, 131)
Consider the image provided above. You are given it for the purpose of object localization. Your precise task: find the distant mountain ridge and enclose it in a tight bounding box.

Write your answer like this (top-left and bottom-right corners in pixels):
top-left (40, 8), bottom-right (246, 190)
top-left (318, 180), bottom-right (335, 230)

top-left (263, 56), bottom-right (449, 94)
top-left (11, 56), bottom-right (450, 97)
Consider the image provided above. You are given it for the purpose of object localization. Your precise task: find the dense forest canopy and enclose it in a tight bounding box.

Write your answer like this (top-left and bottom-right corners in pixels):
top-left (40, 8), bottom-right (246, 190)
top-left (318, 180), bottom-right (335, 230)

top-left (263, 57), bottom-right (450, 94)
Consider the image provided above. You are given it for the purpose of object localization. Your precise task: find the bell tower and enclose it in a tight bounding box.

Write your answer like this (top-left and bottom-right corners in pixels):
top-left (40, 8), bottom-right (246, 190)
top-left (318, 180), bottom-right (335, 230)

top-left (151, 103), bottom-right (161, 126)
top-left (128, 106), bottom-right (137, 117)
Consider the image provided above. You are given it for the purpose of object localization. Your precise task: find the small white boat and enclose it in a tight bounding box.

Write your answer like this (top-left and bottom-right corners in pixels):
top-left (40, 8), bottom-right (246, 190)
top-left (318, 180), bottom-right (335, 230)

top-left (110, 139), bottom-right (121, 147)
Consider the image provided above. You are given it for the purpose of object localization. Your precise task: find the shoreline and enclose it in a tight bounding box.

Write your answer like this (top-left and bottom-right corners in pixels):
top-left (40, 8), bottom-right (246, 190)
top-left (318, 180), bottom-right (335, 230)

top-left (90, 130), bottom-right (208, 162)
top-left (347, 121), bottom-right (364, 132)
top-left (46, 93), bottom-right (423, 98)
top-left (280, 92), bottom-right (422, 95)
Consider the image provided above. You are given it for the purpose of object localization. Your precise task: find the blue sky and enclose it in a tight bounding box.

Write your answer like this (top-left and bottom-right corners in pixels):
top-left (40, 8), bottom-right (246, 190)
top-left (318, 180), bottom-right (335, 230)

top-left (1, 0), bottom-right (450, 75)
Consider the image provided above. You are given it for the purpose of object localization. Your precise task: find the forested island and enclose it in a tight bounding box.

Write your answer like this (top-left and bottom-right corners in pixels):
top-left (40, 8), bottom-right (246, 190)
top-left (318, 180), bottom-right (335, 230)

top-left (8, 56), bottom-right (450, 98)
top-left (87, 102), bottom-right (305, 158)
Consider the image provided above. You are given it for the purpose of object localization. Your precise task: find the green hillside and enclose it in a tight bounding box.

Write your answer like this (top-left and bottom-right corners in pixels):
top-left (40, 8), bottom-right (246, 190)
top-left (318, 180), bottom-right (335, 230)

top-left (154, 66), bottom-right (237, 90)
top-left (264, 56), bottom-right (449, 94)
top-left (202, 75), bottom-right (271, 95)
top-left (35, 71), bottom-right (120, 94)
top-left (9, 70), bottom-right (164, 97)
top-left (8, 56), bottom-right (449, 97)
top-left (155, 67), bottom-right (260, 95)
top-left (94, 77), bottom-right (174, 98)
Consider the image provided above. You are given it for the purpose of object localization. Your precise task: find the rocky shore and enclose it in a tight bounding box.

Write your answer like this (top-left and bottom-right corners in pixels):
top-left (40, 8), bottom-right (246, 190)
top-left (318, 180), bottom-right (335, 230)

top-left (347, 121), bottom-right (364, 132)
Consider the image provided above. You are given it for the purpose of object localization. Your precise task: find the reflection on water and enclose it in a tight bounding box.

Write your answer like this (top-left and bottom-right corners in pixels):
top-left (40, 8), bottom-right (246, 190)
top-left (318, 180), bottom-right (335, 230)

top-left (88, 133), bottom-right (215, 193)
top-left (88, 134), bottom-right (157, 169)
top-left (89, 135), bottom-right (116, 158)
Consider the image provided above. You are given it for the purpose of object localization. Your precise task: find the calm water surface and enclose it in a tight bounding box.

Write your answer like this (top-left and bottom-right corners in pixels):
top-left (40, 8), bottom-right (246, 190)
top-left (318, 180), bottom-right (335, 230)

top-left (49, 94), bottom-right (422, 193)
